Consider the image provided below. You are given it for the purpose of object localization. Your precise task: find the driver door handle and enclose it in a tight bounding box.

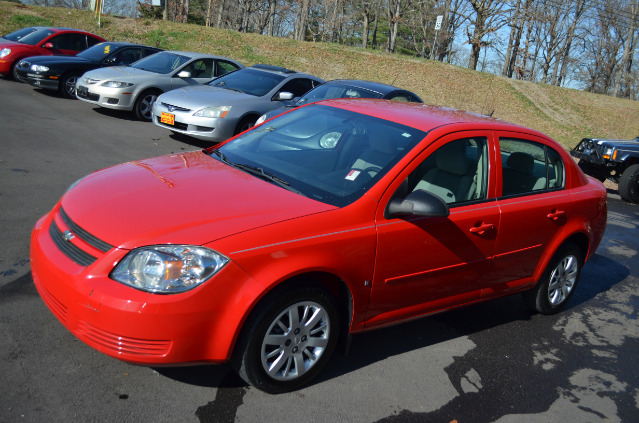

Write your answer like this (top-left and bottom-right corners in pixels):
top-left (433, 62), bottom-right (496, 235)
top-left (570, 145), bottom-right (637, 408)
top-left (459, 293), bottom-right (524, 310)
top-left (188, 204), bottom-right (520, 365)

top-left (547, 209), bottom-right (566, 221)
top-left (469, 223), bottom-right (494, 235)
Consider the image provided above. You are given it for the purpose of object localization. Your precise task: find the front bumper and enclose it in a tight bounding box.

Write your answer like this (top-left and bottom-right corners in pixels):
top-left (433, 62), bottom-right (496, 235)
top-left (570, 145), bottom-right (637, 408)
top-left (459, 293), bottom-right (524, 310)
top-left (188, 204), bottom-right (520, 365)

top-left (15, 68), bottom-right (60, 90)
top-left (76, 84), bottom-right (135, 111)
top-left (152, 102), bottom-right (236, 142)
top-left (30, 206), bottom-right (253, 365)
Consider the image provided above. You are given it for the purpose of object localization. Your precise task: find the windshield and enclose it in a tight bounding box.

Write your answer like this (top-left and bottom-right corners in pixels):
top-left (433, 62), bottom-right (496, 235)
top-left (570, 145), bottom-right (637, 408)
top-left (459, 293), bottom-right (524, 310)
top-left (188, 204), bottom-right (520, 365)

top-left (77, 43), bottom-right (118, 61)
top-left (212, 104), bottom-right (425, 207)
top-left (132, 52), bottom-right (190, 74)
top-left (2, 27), bottom-right (41, 42)
top-left (207, 68), bottom-right (286, 96)
top-left (295, 84), bottom-right (383, 106)
top-left (17, 29), bottom-right (55, 46)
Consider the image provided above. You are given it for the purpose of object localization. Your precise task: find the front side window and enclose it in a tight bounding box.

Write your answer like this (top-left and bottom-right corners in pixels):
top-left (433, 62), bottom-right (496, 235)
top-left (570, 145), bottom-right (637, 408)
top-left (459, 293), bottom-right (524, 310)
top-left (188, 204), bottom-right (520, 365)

top-left (182, 59), bottom-right (214, 78)
top-left (212, 104), bottom-right (425, 207)
top-left (48, 33), bottom-right (86, 51)
top-left (216, 60), bottom-right (241, 76)
top-left (499, 138), bottom-right (565, 196)
top-left (132, 52), bottom-right (190, 74)
top-left (407, 137), bottom-right (489, 205)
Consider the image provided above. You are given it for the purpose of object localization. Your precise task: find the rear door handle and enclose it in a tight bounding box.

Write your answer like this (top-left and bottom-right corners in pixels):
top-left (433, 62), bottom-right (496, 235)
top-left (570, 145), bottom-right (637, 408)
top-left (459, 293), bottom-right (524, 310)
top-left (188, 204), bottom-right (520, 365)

top-left (469, 223), bottom-right (494, 235)
top-left (547, 210), bottom-right (565, 221)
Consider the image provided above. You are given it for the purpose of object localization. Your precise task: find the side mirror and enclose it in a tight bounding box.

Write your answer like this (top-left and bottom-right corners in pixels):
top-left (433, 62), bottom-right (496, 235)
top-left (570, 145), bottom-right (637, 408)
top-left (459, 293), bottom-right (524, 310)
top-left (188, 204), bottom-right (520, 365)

top-left (387, 190), bottom-right (450, 218)
top-left (43, 42), bottom-right (54, 49)
top-left (177, 70), bottom-right (191, 78)
top-left (276, 91), bottom-right (294, 101)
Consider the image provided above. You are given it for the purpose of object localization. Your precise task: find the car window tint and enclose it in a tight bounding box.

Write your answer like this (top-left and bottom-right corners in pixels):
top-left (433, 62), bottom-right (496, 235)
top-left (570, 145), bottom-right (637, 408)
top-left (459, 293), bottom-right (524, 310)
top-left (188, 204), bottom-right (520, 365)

top-left (49, 33), bottom-right (87, 51)
top-left (87, 35), bottom-right (102, 47)
top-left (407, 137), bottom-right (489, 205)
top-left (111, 48), bottom-right (143, 65)
top-left (499, 138), bottom-right (565, 196)
top-left (182, 59), bottom-right (214, 78)
top-left (216, 60), bottom-right (240, 76)
top-left (279, 78), bottom-right (317, 97)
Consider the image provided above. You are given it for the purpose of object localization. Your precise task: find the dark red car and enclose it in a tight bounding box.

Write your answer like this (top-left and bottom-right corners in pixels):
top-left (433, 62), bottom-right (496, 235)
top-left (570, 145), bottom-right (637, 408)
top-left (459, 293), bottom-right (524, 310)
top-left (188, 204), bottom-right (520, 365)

top-left (30, 100), bottom-right (607, 393)
top-left (0, 27), bottom-right (105, 79)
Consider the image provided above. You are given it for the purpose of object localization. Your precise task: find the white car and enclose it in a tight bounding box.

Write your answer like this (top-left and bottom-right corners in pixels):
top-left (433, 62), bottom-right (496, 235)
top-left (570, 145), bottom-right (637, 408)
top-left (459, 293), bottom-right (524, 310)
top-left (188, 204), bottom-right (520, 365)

top-left (76, 50), bottom-right (244, 120)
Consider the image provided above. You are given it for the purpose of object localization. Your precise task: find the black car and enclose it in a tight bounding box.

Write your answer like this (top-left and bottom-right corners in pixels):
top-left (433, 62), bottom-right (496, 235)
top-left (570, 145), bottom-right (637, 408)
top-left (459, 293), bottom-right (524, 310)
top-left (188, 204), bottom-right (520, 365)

top-left (15, 42), bottom-right (163, 98)
top-left (570, 136), bottom-right (639, 203)
top-left (254, 79), bottom-right (423, 125)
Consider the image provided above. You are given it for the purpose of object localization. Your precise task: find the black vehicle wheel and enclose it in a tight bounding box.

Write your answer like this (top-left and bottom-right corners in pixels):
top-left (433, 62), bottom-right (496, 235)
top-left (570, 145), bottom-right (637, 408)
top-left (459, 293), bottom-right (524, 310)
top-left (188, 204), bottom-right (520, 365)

top-left (577, 160), bottom-right (606, 182)
top-left (618, 164), bottom-right (639, 203)
top-left (524, 243), bottom-right (582, 315)
top-left (134, 89), bottom-right (161, 121)
top-left (60, 73), bottom-right (80, 99)
top-left (10, 60), bottom-right (21, 81)
top-left (234, 116), bottom-right (257, 135)
top-left (233, 284), bottom-right (339, 394)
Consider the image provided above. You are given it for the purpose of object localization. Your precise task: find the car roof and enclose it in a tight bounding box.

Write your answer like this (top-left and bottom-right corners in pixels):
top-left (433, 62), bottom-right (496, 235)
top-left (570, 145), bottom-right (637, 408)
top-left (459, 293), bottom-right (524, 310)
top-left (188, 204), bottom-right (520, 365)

top-left (318, 99), bottom-right (535, 135)
top-left (323, 79), bottom-right (410, 95)
top-left (247, 64), bottom-right (319, 79)
top-left (94, 42), bottom-right (159, 48)
top-left (163, 50), bottom-right (241, 61)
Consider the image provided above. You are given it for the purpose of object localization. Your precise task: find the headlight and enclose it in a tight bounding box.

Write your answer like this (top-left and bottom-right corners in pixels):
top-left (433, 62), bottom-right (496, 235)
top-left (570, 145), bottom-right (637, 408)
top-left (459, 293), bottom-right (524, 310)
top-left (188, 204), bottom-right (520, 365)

top-left (30, 64), bottom-right (49, 72)
top-left (255, 114), bottom-right (267, 126)
top-left (603, 147), bottom-right (614, 159)
top-left (193, 106), bottom-right (231, 118)
top-left (111, 245), bottom-right (229, 294)
top-left (0, 48), bottom-right (11, 58)
top-left (101, 80), bottom-right (134, 88)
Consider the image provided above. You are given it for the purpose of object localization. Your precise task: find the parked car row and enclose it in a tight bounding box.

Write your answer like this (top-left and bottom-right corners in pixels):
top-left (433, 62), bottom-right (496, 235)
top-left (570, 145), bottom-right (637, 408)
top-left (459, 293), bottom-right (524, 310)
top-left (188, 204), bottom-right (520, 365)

top-left (4, 25), bottom-right (426, 143)
top-left (5, 25), bottom-right (609, 394)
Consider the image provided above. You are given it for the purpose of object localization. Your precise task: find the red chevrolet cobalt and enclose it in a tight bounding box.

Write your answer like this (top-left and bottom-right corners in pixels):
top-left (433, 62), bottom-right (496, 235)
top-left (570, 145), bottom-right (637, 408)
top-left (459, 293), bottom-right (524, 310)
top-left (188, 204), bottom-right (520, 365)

top-left (31, 100), bottom-right (607, 393)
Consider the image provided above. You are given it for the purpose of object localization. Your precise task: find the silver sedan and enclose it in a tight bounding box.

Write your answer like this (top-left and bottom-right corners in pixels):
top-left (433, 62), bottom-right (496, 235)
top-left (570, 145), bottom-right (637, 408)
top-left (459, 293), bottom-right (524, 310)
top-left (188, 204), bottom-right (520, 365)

top-left (151, 64), bottom-right (324, 142)
top-left (76, 51), bottom-right (244, 121)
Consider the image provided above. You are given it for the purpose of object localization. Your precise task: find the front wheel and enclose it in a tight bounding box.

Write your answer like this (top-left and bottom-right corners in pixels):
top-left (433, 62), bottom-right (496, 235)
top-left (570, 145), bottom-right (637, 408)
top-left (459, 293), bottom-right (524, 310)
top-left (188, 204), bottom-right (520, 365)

top-left (134, 90), bottom-right (160, 121)
top-left (234, 285), bottom-right (339, 394)
top-left (524, 243), bottom-right (582, 315)
top-left (234, 116), bottom-right (257, 135)
top-left (618, 164), bottom-right (639, 203)
top-left (60, 73), bottom-right (80, 99)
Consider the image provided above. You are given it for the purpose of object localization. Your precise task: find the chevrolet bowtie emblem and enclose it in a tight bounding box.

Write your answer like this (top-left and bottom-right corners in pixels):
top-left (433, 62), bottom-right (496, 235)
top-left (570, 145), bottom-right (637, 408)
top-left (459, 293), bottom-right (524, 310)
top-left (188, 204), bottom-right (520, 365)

top-left (62, 230), bottom-right (75, 242)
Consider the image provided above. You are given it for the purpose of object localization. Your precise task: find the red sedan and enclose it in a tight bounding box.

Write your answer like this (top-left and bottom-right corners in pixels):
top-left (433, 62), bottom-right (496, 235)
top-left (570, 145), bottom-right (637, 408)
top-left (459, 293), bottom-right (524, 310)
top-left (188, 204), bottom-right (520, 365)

top-left (30, 100), bottom-right (607, 393)
top-left (0, 27), bottom-right (105, 78)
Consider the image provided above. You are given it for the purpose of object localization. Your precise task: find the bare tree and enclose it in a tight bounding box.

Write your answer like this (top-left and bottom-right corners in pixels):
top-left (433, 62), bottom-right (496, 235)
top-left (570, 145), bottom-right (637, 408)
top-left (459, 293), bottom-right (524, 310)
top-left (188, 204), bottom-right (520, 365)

top-left (464, 0), bottom-right (508, 70)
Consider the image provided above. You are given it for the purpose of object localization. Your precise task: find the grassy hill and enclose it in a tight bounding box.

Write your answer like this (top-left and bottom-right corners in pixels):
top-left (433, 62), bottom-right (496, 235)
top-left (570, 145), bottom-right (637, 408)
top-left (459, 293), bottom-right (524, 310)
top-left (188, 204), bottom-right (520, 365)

top-left (2, 1), bottom-right (638, 149)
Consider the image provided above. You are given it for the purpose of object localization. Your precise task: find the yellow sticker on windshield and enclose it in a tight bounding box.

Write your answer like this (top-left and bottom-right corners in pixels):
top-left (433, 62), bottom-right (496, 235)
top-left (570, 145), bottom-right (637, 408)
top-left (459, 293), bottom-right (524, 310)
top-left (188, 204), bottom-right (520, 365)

top-left (104, 45), bottom-right (110, 54)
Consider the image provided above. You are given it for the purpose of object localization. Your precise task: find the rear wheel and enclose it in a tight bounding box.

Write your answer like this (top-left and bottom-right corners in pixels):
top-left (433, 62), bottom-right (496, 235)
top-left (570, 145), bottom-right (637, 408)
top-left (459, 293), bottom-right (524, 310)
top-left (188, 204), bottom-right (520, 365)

top-left (60, 73), bottom-right (80, 99)
top-left (618, 164), bottom-right (639, 203)
top-left (134, 89), bottom-right (160, 121)
top-left (233, 284), bottom-right (339, 394)
top-left (525, 243), bottom-right (582, 315)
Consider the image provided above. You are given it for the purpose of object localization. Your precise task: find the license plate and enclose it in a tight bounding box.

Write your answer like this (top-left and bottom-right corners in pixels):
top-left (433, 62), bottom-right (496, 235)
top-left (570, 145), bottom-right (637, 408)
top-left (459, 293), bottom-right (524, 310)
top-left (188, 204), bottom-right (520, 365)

top-left (161, 112), bottom-right (175, 125)
top-left (77, 85), bottom-right (88, 96)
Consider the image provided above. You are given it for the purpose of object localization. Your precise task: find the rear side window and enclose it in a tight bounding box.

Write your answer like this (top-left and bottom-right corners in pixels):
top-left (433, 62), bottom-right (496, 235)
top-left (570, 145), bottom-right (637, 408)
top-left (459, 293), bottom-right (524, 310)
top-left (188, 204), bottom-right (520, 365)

top-left (216, 60), bottom-right (241, 76)
top-left (499, 138), bottom-right (565, 196)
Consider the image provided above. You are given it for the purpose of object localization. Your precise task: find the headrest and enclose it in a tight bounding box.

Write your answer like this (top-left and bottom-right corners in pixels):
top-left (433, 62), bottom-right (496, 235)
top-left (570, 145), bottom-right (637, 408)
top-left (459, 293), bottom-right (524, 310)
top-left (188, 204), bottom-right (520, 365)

top-left (507, 152), bottom-right (534, 174)
top-left (435, 142), bottom-right (474, 175)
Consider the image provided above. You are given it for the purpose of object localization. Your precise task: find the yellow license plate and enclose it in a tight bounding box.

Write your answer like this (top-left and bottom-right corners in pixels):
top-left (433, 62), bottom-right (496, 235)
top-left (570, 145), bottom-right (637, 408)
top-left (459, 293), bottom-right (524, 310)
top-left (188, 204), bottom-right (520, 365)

top-left (161, 112), bottom-right (175, 125)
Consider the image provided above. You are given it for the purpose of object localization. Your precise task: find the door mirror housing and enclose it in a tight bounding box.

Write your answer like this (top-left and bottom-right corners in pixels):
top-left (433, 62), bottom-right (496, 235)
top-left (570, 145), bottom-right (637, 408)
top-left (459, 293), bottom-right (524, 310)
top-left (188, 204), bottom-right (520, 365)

top-left (387, 190), bottom-right (450, 218)
top-left (276, 91), bottom-right (294, 101)
top-left (177, 70), bottom-right (191, 78)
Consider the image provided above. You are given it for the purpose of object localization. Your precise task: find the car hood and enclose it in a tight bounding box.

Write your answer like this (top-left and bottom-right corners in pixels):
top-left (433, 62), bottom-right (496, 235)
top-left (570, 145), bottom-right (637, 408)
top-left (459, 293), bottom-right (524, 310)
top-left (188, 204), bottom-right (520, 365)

top-left (83, 66), bottom-right (160, 81)
top-left (159, 85), bottom-right (259, 108)
top-left (61, 150), bottom-right (334, 250)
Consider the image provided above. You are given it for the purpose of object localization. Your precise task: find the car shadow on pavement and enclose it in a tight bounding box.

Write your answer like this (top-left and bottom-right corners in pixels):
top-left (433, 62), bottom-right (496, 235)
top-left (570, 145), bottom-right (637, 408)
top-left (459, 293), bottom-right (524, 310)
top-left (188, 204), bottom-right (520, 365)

top-left (91, 106), bottom-right (140, 121)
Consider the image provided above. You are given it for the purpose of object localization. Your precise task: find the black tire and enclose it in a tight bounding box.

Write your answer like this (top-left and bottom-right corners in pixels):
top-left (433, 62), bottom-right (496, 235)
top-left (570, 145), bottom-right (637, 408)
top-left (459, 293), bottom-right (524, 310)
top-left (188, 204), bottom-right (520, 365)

top-left (59, 73), bottom-right (80, 99)
top-left (577, 160), bottom-right (606, 182)
top-left (234, 116), bottom-right (257, 135)
top-left (10, 60), bottom-right (21, 81)
top-left (524, 243), bottom-right (583, 315)
top-left (618, 164), bottom-right (639, 203)
top-left (233, 284), bottom-right (339, 394)
top-left (134, 89), bottom-right (161, 121)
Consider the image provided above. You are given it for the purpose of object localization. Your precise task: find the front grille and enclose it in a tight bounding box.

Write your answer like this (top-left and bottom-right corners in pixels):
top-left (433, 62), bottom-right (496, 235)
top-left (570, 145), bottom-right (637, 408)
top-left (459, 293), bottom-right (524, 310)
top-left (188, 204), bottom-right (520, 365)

top-left (76, 320), bottom-right (172, 357)
top-left (77, 91), bottom-right (99, 101)
top-left (59, 208), bottom-right (113, 252)
top-left (161, 102), bottom-right (191, 112)
top-left (50, 221), bottom-right (97, 266)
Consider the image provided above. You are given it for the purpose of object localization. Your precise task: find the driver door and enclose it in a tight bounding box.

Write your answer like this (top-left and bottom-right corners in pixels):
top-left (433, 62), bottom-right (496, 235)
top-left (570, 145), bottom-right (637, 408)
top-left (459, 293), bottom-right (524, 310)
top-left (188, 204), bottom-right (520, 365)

top-left (365, 132), bottom-right (500, 328)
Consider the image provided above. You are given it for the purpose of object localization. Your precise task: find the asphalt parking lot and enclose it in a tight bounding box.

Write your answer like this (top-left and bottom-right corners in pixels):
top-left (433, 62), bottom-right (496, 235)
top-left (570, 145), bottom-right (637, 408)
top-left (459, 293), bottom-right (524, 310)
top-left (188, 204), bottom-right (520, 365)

top-left (1, 77), bottom-right (638, 423)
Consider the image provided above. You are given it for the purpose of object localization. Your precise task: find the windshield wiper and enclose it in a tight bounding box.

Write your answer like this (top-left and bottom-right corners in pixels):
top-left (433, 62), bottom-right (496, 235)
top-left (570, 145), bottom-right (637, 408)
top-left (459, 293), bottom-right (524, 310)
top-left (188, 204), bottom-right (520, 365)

top-left (210, 148), bottom-right (232, 164)
top-left (234, 163), bottom-right (302, 194)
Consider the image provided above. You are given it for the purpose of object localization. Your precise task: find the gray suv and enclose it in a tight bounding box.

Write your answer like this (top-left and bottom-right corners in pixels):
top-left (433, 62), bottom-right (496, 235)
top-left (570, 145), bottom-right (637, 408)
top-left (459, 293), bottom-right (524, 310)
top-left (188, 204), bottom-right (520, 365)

top-left (151, 64), bottom-right (324, 142)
